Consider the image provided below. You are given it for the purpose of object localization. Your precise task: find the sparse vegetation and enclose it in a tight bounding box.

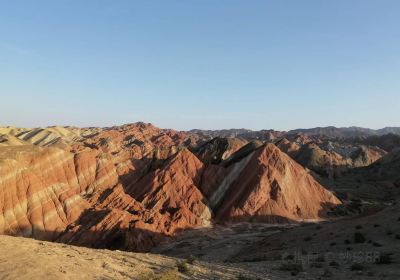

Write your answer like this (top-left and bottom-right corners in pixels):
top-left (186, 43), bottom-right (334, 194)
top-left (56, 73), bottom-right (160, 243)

top-left (372, 242), bottom-right (382, 247)
top-left (236, 274), bottom-right (261, 280)
top-left (322, 268), bottom-right (333, 277)
top-left (186, 255), bottom-right (196, 265)
top-left (329, 261), bottom-right (339, 267)
top-left (176, 261), bottom-right (190, 273)
top-left (284, 254), bottom-right (295, 261)
top-left (138, 269), bottom-right (180, 280)
top-left (304, 236), bottom-right (312, 242)
top-left (354, 232), bottom-right (366, 243)
top-left (375, 253), bottom-right (392, 264)
top-left (159, 270), bottom-right (181, 280)
top-left (355, 225), bottom-right (363, 230)
top-left (279, 263), bottom-right (304, 276)
top-left (311, 262), bottom-right (324, 268)
top-left (272, 253), bottom-right (283, 261)
top-left (350, 263), bottom-right (364, 271)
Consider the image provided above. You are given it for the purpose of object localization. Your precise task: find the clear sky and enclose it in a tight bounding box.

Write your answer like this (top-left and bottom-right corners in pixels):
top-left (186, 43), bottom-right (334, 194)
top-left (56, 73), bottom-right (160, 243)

top-left (0, 0), bottom-right (399, 131)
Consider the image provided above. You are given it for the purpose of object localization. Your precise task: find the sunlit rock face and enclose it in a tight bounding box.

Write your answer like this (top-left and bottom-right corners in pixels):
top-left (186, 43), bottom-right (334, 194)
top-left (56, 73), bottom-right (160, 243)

top-left (0, 123), bottom-right (343, 251)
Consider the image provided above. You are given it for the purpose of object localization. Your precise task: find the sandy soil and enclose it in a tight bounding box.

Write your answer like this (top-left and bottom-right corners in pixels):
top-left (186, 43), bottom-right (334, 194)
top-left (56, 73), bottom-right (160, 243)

top-left (0, 235), bottom-right (268, 280)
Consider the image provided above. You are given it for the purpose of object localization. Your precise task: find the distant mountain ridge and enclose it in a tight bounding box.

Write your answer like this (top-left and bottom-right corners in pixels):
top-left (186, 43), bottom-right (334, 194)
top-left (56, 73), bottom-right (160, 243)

top-left (2, 124), bottom-right (400, 144)
top-left (188, 129), bottom-right (285, 141)
top-left (190, 126), bottom-right (400, 140)
top-left (288, 126), bottom-right (400, 138)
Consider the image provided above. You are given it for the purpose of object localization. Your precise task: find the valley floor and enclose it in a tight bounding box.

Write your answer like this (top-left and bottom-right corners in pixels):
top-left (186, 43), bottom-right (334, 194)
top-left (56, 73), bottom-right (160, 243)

top-left (1, 210), bottom-right (399, 280)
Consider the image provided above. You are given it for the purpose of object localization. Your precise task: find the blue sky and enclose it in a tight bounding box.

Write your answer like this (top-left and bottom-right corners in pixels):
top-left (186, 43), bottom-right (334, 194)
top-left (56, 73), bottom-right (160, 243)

top-left (0, 0), bottom-right (399, 130)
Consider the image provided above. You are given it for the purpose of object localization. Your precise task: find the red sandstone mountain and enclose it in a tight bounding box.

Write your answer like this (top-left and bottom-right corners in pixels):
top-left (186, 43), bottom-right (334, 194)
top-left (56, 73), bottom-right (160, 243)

top-left (0, 123), bottom-right (344, 252)
top-left (215, 144), bottom-right (341, 222)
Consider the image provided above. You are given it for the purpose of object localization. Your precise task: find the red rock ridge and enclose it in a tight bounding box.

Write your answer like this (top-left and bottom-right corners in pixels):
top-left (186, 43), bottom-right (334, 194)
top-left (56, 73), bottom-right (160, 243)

top-left (216, 144), bottom-right (341, 223)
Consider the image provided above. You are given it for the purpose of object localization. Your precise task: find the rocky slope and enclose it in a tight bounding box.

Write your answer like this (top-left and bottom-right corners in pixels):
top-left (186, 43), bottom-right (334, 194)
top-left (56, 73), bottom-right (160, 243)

top-left (0, 145), bottom-right (113, 240)
top-left (214, 144), bottom-right (341, 223)
top-left (0, 123), bottom-right (343, 253)
top-left (276, 138), bottom-right (387, 177)
top-left (327, 148), bottom-right (400, 201)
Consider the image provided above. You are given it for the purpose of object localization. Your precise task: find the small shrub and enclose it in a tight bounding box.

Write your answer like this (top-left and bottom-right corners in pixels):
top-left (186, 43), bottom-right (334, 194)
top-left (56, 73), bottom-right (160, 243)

top-left (372, 242), bottom-right (382, 247)
top-left (186, 255), bottom-right (196, 265)
top-left (176, 261), bottom-right (189, 273)
top-left (311, 262), bottom-right (324, 268)
top-left (386, 230), bottom-right (393, 236)
top-left (272, 253), bottom-right (283, 261)
top-left (354, 232), bottom-right (366, 243)
top-left (279, 263), bottom-right (303, 276)
top-left (322, 268), bottom-right (333, 277)
top-left (344, 239), bottom-right (351, 244)
top-left (330, 242), bottom-right (336, 246)
top-left (237, 274), bottom-right (260, 280)
top-left (395, 234), bottom-right (400, 240)
top-left (373, 224), bottom-right (380, 228)
top-left (244, 256), bottom-right (266, 262)
top-left (350, 263), bottom-right (364, 271)
top-left (284, 254), bottom-right (295, 261)
top-left (329, 261), bottom-right (339, 267)
top-left (355, 225), bottom-right (363, 230)
top-left (375, 253), bottom-right (392, 264)
top-left (304, 236), bottom-right (312, 242)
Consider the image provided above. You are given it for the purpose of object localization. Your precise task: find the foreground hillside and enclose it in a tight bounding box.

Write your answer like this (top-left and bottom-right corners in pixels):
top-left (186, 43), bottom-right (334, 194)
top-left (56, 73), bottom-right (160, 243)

top-left (0, 234), bottom-right (292, 280)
